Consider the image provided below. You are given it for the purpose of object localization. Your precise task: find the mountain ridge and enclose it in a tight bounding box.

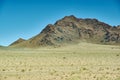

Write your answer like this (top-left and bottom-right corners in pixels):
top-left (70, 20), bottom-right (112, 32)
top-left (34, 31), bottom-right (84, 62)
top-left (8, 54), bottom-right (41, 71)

top-left (9, 15), bottom-right (120, 47)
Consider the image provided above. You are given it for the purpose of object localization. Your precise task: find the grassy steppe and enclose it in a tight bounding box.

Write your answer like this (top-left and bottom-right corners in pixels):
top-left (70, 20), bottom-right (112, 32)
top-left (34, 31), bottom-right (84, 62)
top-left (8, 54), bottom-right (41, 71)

top-left (0, 42), bottom-right (120, 80)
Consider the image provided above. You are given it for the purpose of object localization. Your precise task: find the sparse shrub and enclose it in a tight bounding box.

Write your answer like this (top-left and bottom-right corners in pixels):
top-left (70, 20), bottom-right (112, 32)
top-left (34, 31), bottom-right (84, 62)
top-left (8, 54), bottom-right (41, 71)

top-left (65, 75), bottom-right (68, 77)
top-left (50, 70), bottom-right (57, 75)
top-left (70, 71), bottom-right (75, 76)
top-left (99, 67), bottom-right (104, 71)
top-left (73, 52), bottom-right (76, 54)
top-left (4, 76), bottom-right (7, 79)
top-left (55, 73), bottom-right (59, 76)
top-left (82, 67), bottom-right (87, 70)
top-left (18, 77), bottom-right (21, 79)
top-left (2, 69), bottom-right (5, 71)
top-left (116, 54), bottom-right (119, 56)
top-left (29, 69), bottom-right (31, 71)
top-left (63, 57), bottom-right (66, 59)
top-left (61, 76), bottom-right (64, 79)
top-left (93, 75), bottom-right (96, 78)
top-left (40, 68), bottom-right (43, 70)
top-left (21, 69), bottom-right (25, 72)
top-left (106, 72), bottom-right (109, 74)
top-left (71, 64), bottom-right (73, 66)
top-left (117, 68), bottom-right (120, 70)
top-left (106, 67), bottom-right (109, 70)
top-left (50, 72), bottom-right (54, 75)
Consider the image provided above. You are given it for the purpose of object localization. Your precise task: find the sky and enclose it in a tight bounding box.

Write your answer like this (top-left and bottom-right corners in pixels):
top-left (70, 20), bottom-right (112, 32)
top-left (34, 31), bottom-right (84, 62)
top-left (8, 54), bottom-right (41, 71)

top-left (0, 0), bottom-right (120, 46)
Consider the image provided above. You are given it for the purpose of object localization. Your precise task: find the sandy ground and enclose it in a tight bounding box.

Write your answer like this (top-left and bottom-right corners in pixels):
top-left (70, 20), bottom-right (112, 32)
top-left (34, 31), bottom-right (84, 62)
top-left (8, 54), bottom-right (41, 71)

top-left (0, 42), bottom-right (120, 80)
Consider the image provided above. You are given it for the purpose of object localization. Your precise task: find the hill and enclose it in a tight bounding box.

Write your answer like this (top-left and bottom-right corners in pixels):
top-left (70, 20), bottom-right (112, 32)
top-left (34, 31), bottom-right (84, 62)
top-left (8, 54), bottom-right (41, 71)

top-left (0, 45), bottom-right (3, 47)
top-left (9, 15), bottom-right (120, 47)
top-left (10, 38), bottom-right (26, 46)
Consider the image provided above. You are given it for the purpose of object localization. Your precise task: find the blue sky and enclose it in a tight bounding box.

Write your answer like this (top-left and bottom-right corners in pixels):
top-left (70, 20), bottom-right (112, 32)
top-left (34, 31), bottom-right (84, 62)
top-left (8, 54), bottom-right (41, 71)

top-left (0, 0), bottom-right (120, 46)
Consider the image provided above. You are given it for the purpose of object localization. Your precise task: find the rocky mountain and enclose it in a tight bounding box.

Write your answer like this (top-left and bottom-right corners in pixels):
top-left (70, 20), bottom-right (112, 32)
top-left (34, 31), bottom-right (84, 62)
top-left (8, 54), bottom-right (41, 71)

top-left (10, 15), bottom-right (120, 47)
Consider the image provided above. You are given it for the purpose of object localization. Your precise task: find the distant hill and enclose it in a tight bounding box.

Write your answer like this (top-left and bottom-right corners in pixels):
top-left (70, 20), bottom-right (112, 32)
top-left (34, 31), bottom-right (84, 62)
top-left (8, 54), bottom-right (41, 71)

top-left (0, 45), bottom-right (6, 49)
top-left (10, 38), bottom-right (26, 46)
top-left (0, 45), bottom-right (2, 47)
top-left (9, 15), bottom-right (120, 47)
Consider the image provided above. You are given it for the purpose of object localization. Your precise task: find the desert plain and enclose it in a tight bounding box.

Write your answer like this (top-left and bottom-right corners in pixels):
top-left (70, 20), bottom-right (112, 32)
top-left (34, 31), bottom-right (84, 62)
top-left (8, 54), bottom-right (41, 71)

top-left (0, 42), bottom-right (120, 80)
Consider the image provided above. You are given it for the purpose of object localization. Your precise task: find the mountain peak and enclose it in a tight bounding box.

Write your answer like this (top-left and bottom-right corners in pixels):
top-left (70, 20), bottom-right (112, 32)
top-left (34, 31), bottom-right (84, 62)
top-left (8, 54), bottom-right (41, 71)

top-left (55, 15), bottom-right (78, 26)
top-left (63, 15), bottom-right (76, 19)
top-left (62, 15), bottom-right (77, 21)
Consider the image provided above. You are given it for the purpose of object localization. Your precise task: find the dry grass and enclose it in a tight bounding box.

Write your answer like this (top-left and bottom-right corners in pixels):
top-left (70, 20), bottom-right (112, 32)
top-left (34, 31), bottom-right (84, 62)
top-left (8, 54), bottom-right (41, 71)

top-left (0, 42), bottom-right (120, 80)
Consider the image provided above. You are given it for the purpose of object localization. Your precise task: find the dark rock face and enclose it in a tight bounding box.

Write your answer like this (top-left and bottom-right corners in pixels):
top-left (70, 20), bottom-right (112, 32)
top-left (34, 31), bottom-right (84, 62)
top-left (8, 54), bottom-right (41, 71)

top-left (35, 15), bottom-right (120, 46)
top-left (10, 15), bottom-right (120, 47)
top-left (102, 32), bottom-right (120, 43)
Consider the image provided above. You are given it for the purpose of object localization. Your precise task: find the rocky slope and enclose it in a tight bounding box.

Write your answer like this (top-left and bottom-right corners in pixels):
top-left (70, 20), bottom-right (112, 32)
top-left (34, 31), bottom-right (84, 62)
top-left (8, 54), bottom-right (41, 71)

top-left (10, 15), bottom-right (120, 47)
